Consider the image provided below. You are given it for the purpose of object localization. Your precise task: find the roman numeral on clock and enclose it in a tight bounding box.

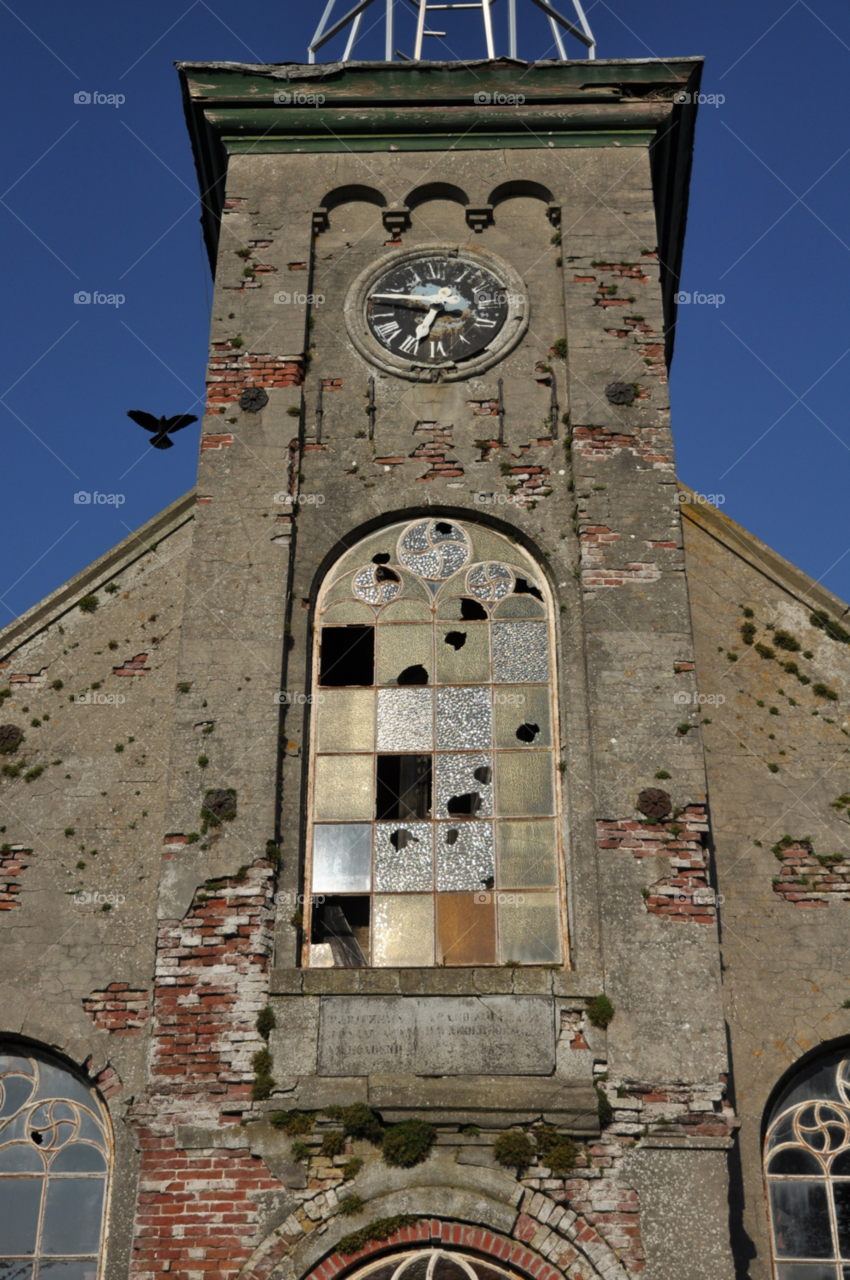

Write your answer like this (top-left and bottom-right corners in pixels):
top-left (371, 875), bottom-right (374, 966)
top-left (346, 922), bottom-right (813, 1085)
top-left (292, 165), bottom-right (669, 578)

top-left (399, 333), bottom-right (419, 353)
top-left (374, 321), bottom-right (401, 340)
top-left (475, 317), bottom-right (498, 328)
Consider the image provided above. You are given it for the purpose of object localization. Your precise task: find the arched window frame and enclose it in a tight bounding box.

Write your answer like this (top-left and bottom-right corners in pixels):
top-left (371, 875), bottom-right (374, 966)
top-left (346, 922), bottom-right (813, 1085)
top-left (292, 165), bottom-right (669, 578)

top-left (764, 1045), bottom-right (850, 1279)
top-left (302, 516), bottom-right (567, 969)
top-left (0, 1041), bottom-right (113, 1280)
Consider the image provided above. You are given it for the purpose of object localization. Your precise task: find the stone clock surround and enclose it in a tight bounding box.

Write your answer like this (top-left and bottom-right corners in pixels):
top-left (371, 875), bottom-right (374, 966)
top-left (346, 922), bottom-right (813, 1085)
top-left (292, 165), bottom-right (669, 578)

top-left (344, 244), bottom-right (529, 380)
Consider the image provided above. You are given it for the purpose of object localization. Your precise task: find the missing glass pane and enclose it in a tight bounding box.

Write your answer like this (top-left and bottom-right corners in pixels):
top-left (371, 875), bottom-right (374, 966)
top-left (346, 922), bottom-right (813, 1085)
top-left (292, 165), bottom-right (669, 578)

top-left (376, 755), bottom-right (432, 820)
top-left (320, 627), bottom-right (374, 686)
top-left (311, 896), bottom-right (370, 966)
top-left (514, 576), bottom-right (543, 601)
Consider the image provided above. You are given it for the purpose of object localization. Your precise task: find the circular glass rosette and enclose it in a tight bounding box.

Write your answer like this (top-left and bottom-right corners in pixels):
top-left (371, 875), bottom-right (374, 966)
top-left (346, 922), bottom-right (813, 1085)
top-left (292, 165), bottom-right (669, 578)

top-left (466, 561), bottom-right (515, 603)
top-left (397, 520), bottom-right (470, 581)
top-left (352, 564), bottom-right (402, 605)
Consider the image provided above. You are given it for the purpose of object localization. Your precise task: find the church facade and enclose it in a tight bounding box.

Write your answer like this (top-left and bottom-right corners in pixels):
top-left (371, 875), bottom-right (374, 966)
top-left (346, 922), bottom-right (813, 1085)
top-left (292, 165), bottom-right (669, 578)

top-left (2, 54), bottom-right (850, 1280)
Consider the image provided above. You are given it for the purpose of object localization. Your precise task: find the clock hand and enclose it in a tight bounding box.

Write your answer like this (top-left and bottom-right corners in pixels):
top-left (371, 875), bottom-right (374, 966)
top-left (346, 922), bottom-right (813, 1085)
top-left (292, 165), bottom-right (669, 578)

top-left (371, 293), bottom-right (433, 307)
top-left (414, 306), bottom-right (440, 343)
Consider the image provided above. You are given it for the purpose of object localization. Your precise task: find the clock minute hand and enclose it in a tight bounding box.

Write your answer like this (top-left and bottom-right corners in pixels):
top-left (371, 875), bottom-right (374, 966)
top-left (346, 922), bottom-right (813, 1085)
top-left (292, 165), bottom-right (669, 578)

top-left (371, 292), bottom-right (433, 308)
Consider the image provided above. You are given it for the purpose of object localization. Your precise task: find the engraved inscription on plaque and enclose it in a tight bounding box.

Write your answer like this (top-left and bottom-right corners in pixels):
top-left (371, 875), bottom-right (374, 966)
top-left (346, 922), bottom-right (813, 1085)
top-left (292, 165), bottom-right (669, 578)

top-left (317, 996), bottom-right (555, 1076)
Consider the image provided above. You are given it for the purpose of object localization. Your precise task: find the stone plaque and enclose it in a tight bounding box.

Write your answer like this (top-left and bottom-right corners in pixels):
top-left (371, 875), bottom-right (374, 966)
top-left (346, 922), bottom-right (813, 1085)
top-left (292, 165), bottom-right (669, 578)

top-left (317, 995), bottom-right (555, 1076)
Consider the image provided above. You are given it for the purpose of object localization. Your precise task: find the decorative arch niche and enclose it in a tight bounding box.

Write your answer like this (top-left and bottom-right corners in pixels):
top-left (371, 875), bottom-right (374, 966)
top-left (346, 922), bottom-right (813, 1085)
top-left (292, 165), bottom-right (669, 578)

top-left (764, 1043), bottom-right (850, 1277)
top-left (0, 1041), bottom-right (113, 1280)
top-left (303, 515), bottom-right (566, 969)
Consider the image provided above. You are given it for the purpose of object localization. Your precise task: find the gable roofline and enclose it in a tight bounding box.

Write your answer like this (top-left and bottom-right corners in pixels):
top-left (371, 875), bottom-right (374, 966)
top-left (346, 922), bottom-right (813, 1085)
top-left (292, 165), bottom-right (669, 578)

top-left (0, 491), bottom-right (197, 665)
top-left (679, 483), bottom-right (850, 625)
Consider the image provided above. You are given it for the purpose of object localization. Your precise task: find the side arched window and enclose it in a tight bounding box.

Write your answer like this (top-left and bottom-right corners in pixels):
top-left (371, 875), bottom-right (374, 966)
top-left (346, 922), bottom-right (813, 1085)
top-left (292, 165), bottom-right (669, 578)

top-left (0, 1044), bottom-right (111, 1280)
top-left (304, 517), bottom-right (565, 968)
top-left (765, 1047), bottom-right (850, 1278)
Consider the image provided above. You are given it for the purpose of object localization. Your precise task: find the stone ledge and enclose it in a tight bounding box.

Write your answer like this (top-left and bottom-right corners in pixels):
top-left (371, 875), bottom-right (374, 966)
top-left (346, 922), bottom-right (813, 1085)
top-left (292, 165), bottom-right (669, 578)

top-left (270, 967), bottom-right (603, 997)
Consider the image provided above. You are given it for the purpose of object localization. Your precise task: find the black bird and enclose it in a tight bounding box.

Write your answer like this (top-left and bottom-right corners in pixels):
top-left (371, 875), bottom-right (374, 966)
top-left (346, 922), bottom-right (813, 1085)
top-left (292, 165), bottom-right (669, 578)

top-left (127, 410), bottom-right (198, 450)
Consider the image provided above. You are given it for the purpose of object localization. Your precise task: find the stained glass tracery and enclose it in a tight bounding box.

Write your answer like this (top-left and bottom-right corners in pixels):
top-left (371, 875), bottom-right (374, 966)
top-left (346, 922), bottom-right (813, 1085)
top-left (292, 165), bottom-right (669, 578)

top-left (765, 1050), bottom-right (850, 1279)
top-left (0, 1047), bottom-right (111, 1280)
top-left (305, 517), bottom-right (565, 968)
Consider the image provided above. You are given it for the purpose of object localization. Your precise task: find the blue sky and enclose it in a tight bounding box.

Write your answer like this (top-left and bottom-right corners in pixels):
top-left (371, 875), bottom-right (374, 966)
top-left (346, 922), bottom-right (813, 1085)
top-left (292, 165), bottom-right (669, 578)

top-left (2, 0), bottom-right (850, 621)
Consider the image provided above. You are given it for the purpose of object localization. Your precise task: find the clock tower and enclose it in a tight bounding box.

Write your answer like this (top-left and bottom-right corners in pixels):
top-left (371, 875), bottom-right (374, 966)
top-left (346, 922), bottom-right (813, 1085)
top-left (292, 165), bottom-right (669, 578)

top-left (130, 52), bottom-right (738, 1280)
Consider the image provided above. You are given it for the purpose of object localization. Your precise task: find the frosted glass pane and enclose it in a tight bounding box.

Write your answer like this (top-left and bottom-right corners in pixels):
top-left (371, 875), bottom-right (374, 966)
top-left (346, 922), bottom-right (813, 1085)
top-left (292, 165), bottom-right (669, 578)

top-left (376, 689), bottom-right (433, 752)
top-left (437, 892), bottom-right (495, 965)
top-left (495, 752), bottom-right (554, 816)
top-left (312, 824), bottom-right (372, 892)
top-left (494, 686), bottom-right (552, 748)
top-left (314, 756), bottom-right (373, 820)
top-left (315, 689), bottom-right (375, 753)
top-left (376, 626), bottom-right (432, 686)
top-left (436, 687), bottom-right (492, 751)
top-left (498, 893), bottom-right (561, 964)
top-left (436, 821), bottom-right (494, 892)
top-left (436, 623), bottom-right (490, 684)
top-left (373, 895), bottom-right (434, 966)
top-left (42, 1178), bottom-right (104, 1254)
top-left (497, 820), bottom-right (558, 888)
top-left (492, 622), bottom-right (549, 682)
top-left (374, 822), bottom-right (433, 891)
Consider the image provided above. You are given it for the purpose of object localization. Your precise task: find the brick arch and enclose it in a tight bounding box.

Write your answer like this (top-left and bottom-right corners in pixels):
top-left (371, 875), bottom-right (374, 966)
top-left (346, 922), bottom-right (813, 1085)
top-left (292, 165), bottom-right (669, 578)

top-left (237, 1217), bottom-right (619, 1280)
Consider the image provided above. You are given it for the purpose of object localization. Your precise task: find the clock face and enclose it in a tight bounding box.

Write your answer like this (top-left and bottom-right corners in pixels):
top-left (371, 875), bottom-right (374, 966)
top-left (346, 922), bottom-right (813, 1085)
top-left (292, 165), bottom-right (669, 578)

top-left (366, 255), bottom-right (510, 365)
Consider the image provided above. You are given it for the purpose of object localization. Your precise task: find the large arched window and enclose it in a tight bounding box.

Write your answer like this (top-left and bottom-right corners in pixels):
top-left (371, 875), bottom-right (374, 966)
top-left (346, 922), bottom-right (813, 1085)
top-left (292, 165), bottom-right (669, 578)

top-left (329, 1249), bottom-right (534, 1280)
top-left (765, 1046), bottom-right (850, 1279)
top-left (304, 517), bottom-right (565, 968)
top-left (0, 1044), bottom-right (111, 1280)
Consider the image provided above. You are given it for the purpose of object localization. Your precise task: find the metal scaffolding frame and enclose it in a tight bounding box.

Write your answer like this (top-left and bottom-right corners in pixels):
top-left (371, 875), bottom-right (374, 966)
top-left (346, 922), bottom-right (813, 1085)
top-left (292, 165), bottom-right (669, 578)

top-left (307, 0), bottom-right (595, 63)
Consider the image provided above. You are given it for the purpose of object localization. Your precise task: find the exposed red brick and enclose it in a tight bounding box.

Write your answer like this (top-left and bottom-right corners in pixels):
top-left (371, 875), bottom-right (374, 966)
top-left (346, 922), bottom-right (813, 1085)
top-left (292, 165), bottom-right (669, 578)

top-left (0, 844), bottom-right (34, 910)
top-left (114, 653), bottom-right (151, 676)
top-left (84, 985), bottom-right (150, 1034)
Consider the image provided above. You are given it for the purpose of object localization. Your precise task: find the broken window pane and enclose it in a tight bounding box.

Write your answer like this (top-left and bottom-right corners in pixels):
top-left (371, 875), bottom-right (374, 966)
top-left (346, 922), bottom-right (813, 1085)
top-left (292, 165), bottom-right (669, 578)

top-left (493, 686), bottom-right (552, 748)
top-left (376, 755), bottom-right (432, 821)
top-left (436, 753), bottom-right (493, 820)
top-left (435, 821), bottom-right (494, 892)
top-left (312, 896), bottom-right (370, 966)
top-left (374, 822), bottom-right (433, 892)
top-left (376, 625), bottom-right (432, 686)
top-left (436, 623), bottom-right (490, 684)
top-left (319, 626), bottom-right (374, 686)
top-left (312, 824), bottom-right (372, 893)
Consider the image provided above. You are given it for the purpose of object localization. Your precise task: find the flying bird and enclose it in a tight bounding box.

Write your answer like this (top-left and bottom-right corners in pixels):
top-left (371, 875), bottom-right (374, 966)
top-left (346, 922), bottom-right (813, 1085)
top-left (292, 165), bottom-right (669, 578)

top-left (127, 410), bottom-right (198, 450)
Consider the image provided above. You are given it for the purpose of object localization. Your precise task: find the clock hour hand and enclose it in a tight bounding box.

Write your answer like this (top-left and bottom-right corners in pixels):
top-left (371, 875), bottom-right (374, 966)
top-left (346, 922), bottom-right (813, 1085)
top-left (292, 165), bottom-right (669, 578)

top-left (414, 306), bottom-right (440, 343)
